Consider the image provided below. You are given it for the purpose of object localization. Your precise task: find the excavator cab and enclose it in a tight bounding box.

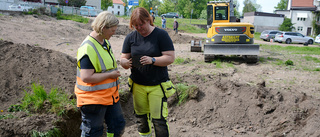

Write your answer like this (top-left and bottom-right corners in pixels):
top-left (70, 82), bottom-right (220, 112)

top-left (204, 0), bottom-right (259, 63)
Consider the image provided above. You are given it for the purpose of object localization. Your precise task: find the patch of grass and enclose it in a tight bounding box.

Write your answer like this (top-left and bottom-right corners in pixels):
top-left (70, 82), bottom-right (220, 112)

top-left (175, 74), bottom-right (183, 82)
top-left (285, 59), bottom-right (294, 66)
top-left (261, 44), bottom-right (320, 55)
top-left (11, 83), bottom-right (76, 116)
top-left (175, 83), bottom-right (198, 105)
top-left (0, 114), bottom-right (15, 120)
top-left (31, 127), bottom-right (61, 137)
top-left (57, 14), bottom-right (89, 24)
top-left (254, 32), bottom-right (261, 40)
top-left (210, 59), bottom-right (234, 68)
top-left (174, 57), bottom-right (185, 64)
top-left (304, 56), bottom-right (320, 63)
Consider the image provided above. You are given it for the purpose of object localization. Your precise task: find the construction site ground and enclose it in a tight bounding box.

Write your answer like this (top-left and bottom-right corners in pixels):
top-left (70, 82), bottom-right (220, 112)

top-left (0, 14), bottom-right (320, 137)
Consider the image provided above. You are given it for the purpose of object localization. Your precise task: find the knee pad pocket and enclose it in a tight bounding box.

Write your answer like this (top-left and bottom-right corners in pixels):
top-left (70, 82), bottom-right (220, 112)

top-left (136, 114), bottom-right (150, 133)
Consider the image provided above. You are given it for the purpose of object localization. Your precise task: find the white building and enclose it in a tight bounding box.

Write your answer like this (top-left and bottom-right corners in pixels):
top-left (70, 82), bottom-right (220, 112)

top-left (276, 0), bottom-right (317, 36)
top-left (242, 12), bottom-right (285, 33)
top-left (107, 0), bottom-right (125, 16)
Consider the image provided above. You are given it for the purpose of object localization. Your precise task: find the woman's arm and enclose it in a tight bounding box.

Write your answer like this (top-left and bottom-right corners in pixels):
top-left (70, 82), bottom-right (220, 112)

top-left (120, 53), bottom-right (132, 69)
top-left (80, 69), bottom-right (121, 84)
top-left (140, 50), bottom-right (175, 67)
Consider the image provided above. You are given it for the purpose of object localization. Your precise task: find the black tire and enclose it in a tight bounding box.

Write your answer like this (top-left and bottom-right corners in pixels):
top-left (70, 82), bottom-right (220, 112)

top-left (308, 39), bottom-right (313, 45)
top-left (285, 39), bottom-right (291, 44)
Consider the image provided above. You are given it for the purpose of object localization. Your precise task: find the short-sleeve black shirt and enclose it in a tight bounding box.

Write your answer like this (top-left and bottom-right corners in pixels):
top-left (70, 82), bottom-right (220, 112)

top-left (122, 27), bottom-right (174, 85)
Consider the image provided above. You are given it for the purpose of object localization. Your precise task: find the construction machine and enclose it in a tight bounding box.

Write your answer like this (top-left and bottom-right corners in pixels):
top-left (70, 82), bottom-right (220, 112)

top-left (203, 0), bottom-right (259, 63)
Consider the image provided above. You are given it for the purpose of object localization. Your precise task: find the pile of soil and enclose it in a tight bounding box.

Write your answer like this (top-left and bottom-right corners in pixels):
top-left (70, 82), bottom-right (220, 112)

top-left (0, 14), bottom-right (320, 137)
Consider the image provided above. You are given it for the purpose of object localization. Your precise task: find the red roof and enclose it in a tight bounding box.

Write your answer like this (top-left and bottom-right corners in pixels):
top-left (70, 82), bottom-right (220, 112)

top-left (291, 0), bottom-right (315, 7)
top-left (113, 0), bottom-right (124, 4)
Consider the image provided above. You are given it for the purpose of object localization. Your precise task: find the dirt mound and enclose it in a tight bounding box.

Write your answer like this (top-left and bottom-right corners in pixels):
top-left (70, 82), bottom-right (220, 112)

top-left (167, 74), bottom-right (320, 136)
top-left (0, 40), bottom-right (80, 136)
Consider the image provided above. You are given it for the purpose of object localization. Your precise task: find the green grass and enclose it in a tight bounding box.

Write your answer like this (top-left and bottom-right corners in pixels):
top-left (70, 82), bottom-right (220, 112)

top-left (0, 114), bottom-right (14, 120)
top-left (31, 128), bottom-right (61, 137)
top-left (9, 83), bottom-right (76, 116)
top-left (260, 44), bottom-right (320, 55)
top-left (175, 83), bottom-right (198, 105)
top-left (210, 59), bottom-right (234, 68)
top-left (173, 57), bottom-right (185, 64)
top-left (57, 14), bottom-right (89, 24)
top-left (254, 32), bottom-right (261, 40)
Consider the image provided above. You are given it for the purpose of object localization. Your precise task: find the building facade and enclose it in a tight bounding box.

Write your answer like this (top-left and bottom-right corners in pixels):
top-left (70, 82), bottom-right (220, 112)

top-left (107, 0), bottom-right (125, 16)
top-left (276, 0), bottom-right (318, 36)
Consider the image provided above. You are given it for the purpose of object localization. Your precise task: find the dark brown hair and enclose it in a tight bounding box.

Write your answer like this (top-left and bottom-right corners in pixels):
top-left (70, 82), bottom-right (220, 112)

top-left (129, 7), bottom-right (154, 29)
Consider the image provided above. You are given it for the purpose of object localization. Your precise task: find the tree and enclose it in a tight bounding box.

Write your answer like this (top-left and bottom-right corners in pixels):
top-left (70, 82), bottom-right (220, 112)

top-left (158, 0), bottom-right (174, 15)
top-left (242, 0), bottom-right (261, 16)
top-left (233, 0), bottom-right (240, 18)
top-left (139, 0), bottom-right (149, 11)
top-left (279, 17), bottom-right (295, 31)
top-left (274, 0), bottom-right (288, 11)
top-left (101, 0), bottom-right (113, 10)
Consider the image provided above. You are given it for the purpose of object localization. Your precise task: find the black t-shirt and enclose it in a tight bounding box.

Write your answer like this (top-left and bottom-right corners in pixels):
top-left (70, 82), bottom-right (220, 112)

top-left (122, 27), bottom-right (174, 85)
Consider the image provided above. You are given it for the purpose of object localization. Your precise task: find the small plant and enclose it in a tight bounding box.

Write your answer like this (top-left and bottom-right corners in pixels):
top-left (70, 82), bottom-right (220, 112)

top-left (8, 104), bottom-right (23, 112)
top-left (211, 59), bottom-right (222, 68)
top-left (16, 83), bottom-right (76, 115)
top-left (31, 128), bottom-right (61, 137)
top-left (285, 59), bottom-right (294, 66)
top-left (174, 57), bottom-right (185, 64)
top-left (175, 83), bottom-right (198, 105)
top-left (0, 114), bottom-right (14, 120)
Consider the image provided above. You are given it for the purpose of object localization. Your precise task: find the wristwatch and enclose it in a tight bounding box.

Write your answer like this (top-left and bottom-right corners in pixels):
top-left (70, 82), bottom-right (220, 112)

top-left (151, 57), bottom-right (156, 65)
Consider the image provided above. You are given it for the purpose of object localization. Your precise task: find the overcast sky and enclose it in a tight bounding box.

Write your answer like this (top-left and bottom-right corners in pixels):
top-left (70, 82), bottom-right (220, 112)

top-left (237, 0), bottom-right (281, 14)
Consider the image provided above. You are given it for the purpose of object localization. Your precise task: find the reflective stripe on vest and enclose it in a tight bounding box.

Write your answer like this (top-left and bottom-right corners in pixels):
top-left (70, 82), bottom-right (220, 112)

top-left (76, 67), bottom-right (119, 91)
top-left (76, 39), bottom-right (118, 91)
top-left (80, 40), bottom-right (107, 72)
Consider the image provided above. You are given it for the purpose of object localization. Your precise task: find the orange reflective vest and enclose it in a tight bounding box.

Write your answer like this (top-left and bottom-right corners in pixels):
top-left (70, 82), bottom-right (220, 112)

top-left (74, 36), bottom-right (119, 107)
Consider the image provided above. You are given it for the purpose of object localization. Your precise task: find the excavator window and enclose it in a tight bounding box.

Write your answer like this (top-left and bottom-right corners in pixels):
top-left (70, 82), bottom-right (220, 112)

top-left (215, 6), bottom-right (228, 20)
top-left (207, 5), bottom-right (213, 25)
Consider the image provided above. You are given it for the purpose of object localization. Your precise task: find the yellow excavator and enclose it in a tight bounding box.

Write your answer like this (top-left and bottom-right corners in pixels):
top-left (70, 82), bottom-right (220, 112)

top-left (202, 0), bottom-right (259, 63)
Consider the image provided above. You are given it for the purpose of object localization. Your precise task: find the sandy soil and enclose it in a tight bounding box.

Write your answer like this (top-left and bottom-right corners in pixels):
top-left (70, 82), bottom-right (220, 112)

top-left (0, 13), bottom-right (320, 137)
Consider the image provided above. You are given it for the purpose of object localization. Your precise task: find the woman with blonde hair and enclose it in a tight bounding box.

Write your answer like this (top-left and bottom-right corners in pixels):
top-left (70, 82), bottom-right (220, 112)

top-left (75, 11), bottom-right (125, 137)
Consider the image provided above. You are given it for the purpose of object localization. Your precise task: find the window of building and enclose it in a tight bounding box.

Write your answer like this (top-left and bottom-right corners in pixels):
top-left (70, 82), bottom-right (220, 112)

top-left (297, 26), bottom-right (303, 31)
top-left (297, 17), bottom-right (306, 21)
top-left (118, 6), bottom-right (120, 9)
top-left (112, 5), bottom-right (114, 8)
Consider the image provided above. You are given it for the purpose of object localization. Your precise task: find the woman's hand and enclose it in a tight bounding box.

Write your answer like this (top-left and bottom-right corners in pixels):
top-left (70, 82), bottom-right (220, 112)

top-left (140, 56), bottom-right (153, 65)
top-left (120, 53), bottom-right (132, 69)
top-left (109, 70), bottom-right (121, 79)
top-left (120, 58), bottom-right (132, 69)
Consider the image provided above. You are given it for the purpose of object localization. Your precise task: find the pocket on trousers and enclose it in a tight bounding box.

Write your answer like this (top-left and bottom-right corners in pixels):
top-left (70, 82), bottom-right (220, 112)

top-left (160, 80), bottom-right (176, 98)
top-left (162, 101), bottom-right (168, 118)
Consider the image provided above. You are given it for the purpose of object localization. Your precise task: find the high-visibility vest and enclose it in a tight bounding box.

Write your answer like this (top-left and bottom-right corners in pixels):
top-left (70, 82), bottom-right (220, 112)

top-left (74, 36), bottom-right (119, 107)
